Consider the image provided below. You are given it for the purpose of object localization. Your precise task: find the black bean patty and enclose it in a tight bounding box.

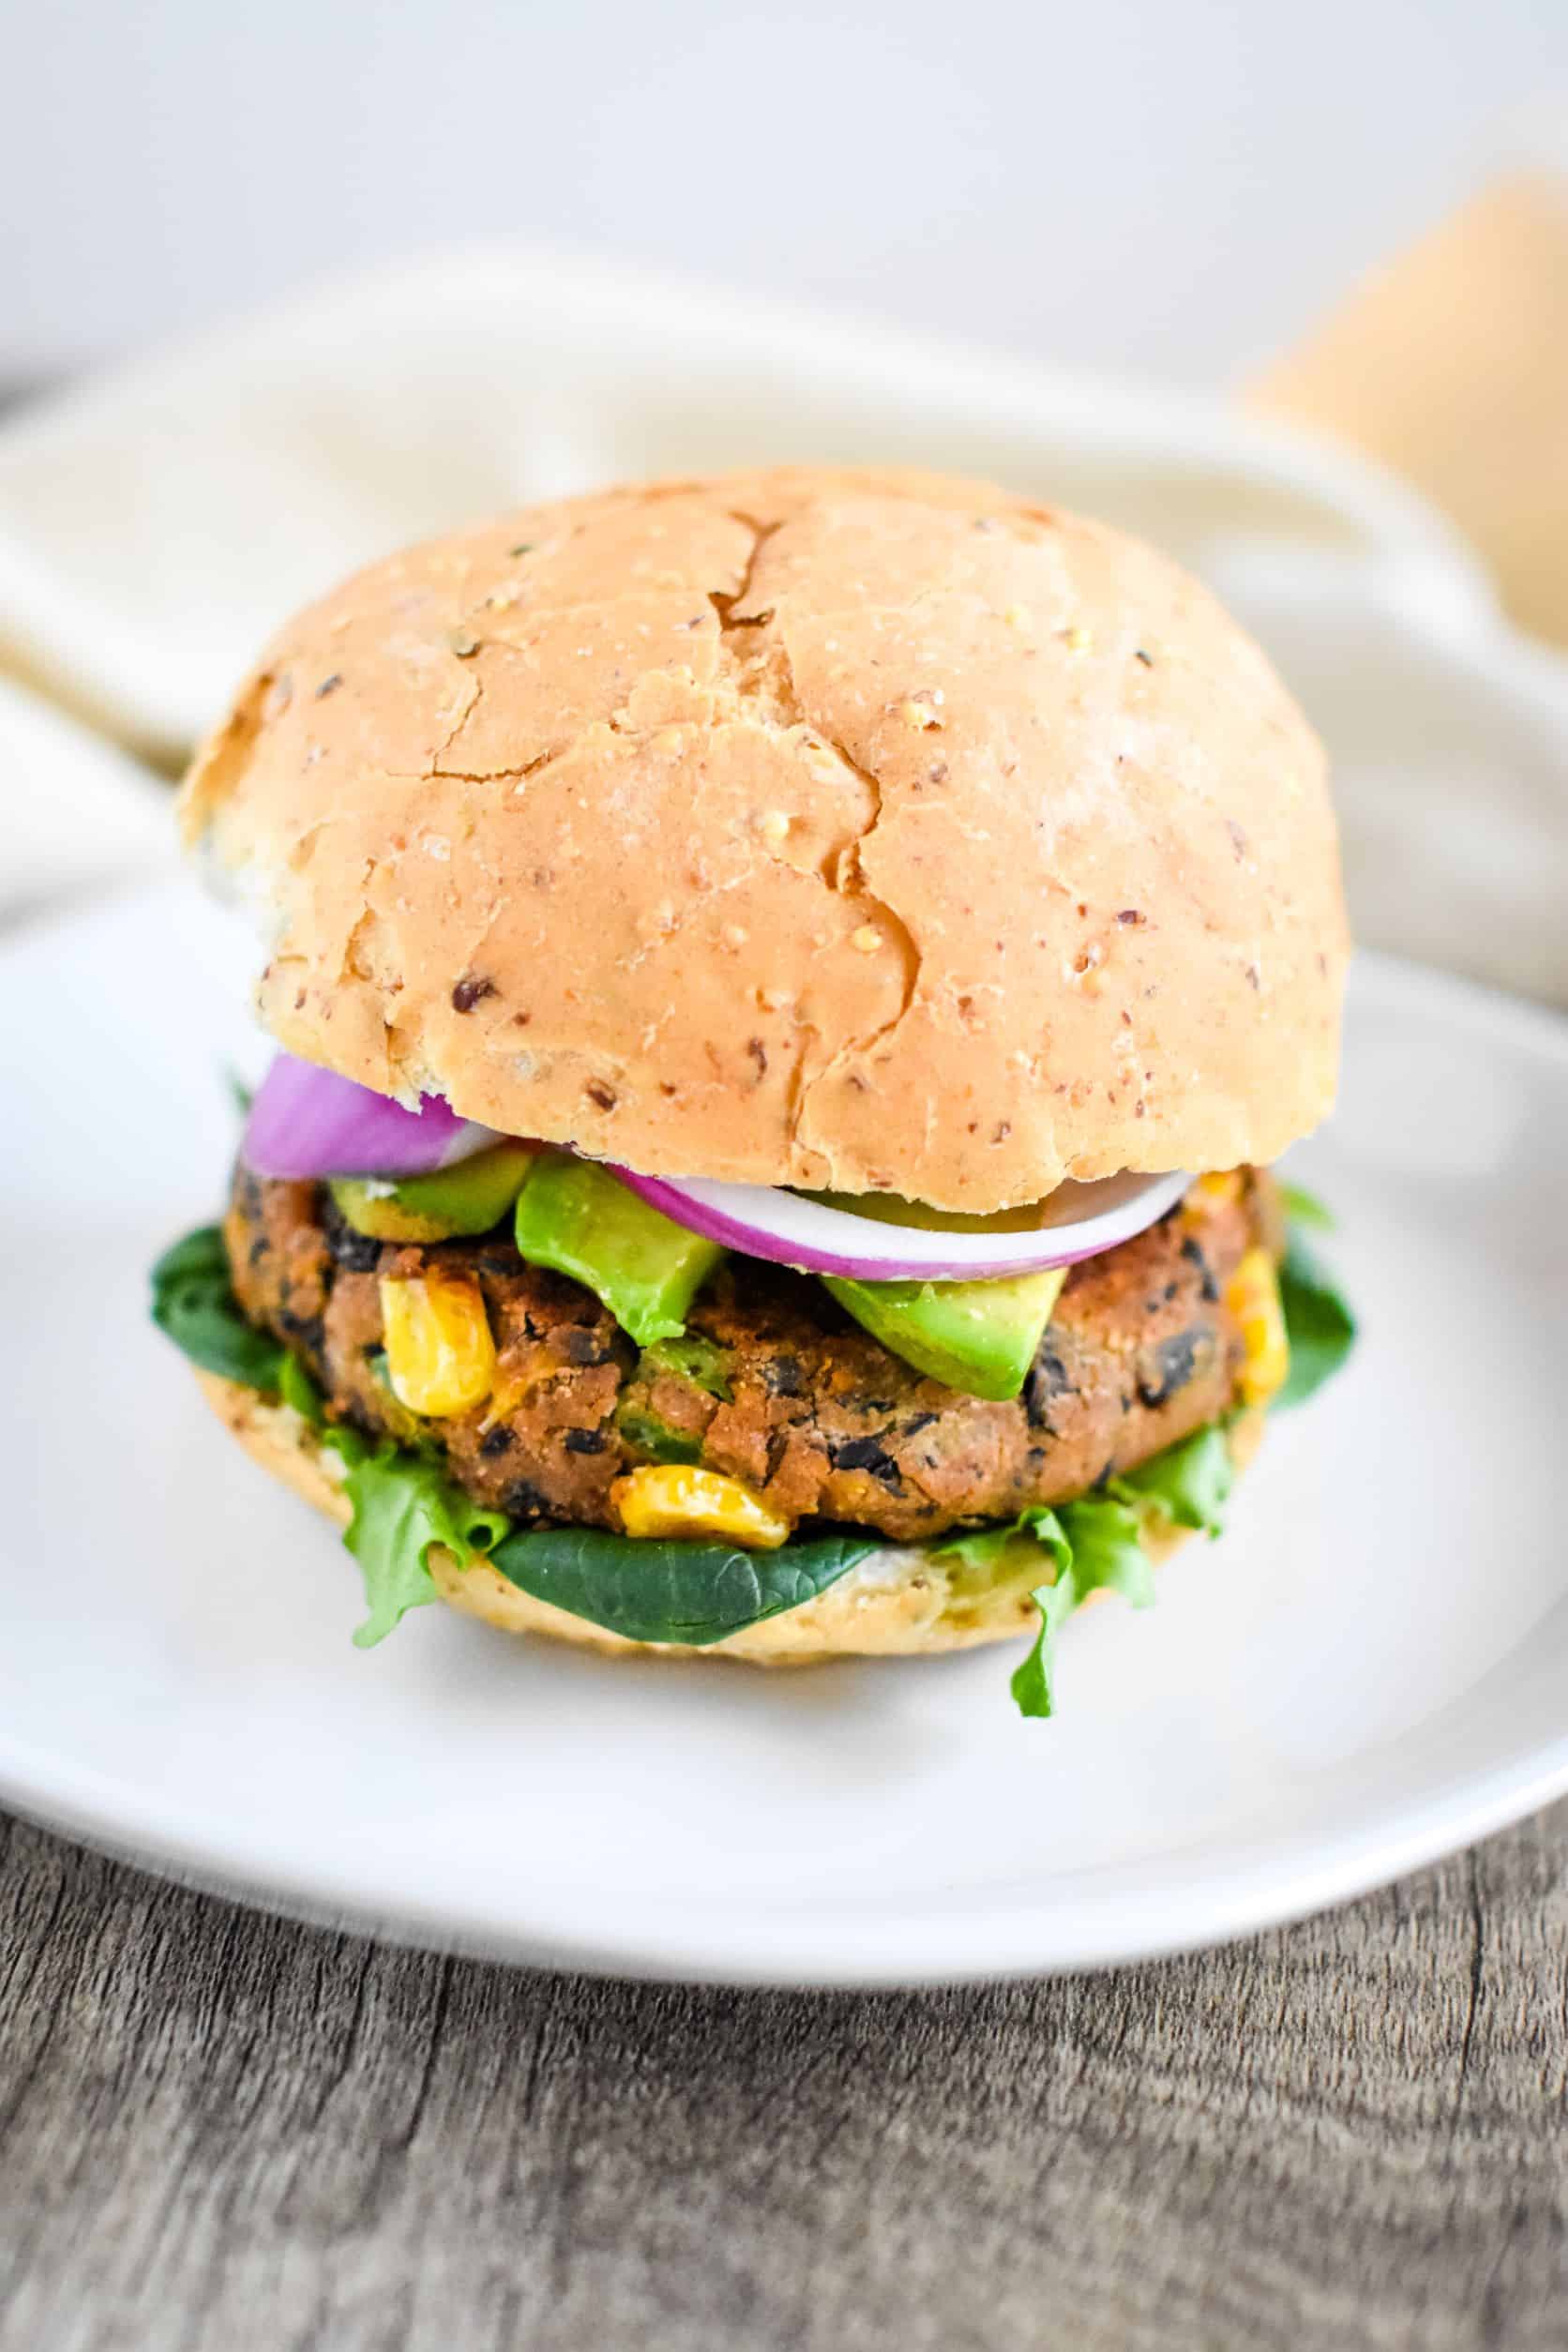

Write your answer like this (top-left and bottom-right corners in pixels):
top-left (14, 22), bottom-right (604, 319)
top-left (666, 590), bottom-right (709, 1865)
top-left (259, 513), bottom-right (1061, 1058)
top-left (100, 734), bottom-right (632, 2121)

top-left (225, 1168), bottom-right (1274, 1543)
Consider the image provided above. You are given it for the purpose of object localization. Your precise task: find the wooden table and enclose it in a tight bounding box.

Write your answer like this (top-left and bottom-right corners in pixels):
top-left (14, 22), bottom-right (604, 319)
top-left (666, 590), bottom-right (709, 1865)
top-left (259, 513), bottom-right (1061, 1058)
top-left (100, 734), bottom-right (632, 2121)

top-left (4, 1802), bottom-right (1564, 2349)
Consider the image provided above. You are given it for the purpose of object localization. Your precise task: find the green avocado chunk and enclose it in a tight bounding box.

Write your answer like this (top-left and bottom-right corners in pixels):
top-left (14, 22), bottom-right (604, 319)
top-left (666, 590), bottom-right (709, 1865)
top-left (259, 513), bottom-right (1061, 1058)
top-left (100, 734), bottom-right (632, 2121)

top-left (329, 1139), bottom-right (538, 1243)
top-left (639, 1332), bottom-right (731, 1399)
top-left (613, 1401), bottom-right (705, 1465)
top-left (822, 1267), bottom-right (1066, 1402)
top-left (513, 1155), bottom-right (722, 1346)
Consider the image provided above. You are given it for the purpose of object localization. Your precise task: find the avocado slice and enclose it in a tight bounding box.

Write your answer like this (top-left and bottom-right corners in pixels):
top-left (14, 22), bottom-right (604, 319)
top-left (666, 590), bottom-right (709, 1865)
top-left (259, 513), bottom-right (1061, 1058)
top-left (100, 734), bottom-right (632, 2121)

top-left (513, 1156), bottom-right (722, 1346)
top-left (329, 1139), bottom-right (538, 1243)
top-left (822, 1267), bottom-right (1066, 1402)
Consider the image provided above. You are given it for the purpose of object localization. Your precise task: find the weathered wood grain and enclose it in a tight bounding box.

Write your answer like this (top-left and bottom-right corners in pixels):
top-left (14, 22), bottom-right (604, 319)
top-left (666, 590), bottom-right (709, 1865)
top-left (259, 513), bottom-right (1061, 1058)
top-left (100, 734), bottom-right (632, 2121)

top-left (2, 1805), bottom-right (1565, 2352)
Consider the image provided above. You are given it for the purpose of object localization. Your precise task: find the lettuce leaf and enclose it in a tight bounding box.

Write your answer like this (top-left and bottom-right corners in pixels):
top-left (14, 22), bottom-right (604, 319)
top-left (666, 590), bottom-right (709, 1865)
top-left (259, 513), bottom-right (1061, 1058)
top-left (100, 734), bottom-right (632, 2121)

top-left (487, 1523), bottom-right (879, 1647)
top-left (935, 1491), bottom-right (1155, 1720)
top-left (1110, 1420), bottom-right (1234, 1534)
top-left (1277, 1180), bottom-right (1335, 1231)
top-left (938, 1416), bottom-right (1238, 1720)
top-left (931, 1500), bottom-right (1072, 1583)
top-left (1057, 1495), bottom-right (1158, 1608)
top-left (150, 1226), bottom-right (287, 1390)
top-left (279, 1349), bottom-right (325, 1423)
top-left (1009, 1590), bottom-right (1076, 1716)
top-left (1277, 1232), bottom-right (1357, 1409)
top-left (339, 1449), bottom-right (510, 1649)
top-left (1011, 1497), bottom-right (1153, 1718)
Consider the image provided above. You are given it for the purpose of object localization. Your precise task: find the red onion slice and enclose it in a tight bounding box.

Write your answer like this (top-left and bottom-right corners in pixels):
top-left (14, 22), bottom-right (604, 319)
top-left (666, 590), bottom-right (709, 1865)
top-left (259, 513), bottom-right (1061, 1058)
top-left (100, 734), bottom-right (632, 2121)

top-left (608, 1165), bottom-right (1191, 1280)
top-left (242, 1052), bottom-right (503, 1181)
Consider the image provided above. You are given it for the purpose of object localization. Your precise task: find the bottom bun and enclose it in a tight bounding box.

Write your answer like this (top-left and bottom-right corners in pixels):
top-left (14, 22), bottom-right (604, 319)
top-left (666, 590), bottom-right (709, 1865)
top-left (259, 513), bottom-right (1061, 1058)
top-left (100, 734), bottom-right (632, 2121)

top-left (195, 1371), bottom-right (1266, 1666)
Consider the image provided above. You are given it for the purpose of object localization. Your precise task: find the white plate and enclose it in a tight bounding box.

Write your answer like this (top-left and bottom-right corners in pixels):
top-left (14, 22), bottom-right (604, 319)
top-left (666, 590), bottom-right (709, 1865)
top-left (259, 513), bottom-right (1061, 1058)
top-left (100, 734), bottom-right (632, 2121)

top-left (2, 882), bottom-right (1566, 1984)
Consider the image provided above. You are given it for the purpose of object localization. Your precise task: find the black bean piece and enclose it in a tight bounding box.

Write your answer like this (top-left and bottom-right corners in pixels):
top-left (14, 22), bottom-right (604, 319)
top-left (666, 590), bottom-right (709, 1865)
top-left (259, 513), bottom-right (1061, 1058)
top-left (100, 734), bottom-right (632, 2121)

top-left (502, 1477), bottom-right (556, 1519)
top-left (1180, 1232), bottom-right (1220, 1303)
top-left (478, 1425), bottom-right (516, 1457)
top-left (1136, 1327), bottom-right (1207, 1409)
top-left (277, 1307), bottom-right (325, 1358)
top-left (475, 1241), bottom-right (523, 1275)
top-left (563, 1427), bottom-right (607, 1455)
top-left (828, 1434), bottom-right (903, 1490)
top-left (1022, 1347), bottom-right (1075, 1429)
top-left (321, 1199), bottom-right (383, 1273)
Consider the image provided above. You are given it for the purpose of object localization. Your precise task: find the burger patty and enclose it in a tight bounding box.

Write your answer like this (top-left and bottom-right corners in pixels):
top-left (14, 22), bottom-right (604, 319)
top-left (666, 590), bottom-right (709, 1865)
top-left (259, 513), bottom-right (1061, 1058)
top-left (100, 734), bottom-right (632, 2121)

top-left (225, 1169), bottom-right (1275, 1544)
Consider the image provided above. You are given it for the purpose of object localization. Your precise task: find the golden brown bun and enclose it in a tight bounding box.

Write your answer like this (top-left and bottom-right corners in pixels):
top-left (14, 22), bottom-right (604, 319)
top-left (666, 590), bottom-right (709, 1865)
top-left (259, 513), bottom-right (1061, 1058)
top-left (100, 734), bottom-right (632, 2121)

top-left (193, 1369), bottom-right (1265, 1665)
top-left (181, 467), bottom-right (1346, 1213)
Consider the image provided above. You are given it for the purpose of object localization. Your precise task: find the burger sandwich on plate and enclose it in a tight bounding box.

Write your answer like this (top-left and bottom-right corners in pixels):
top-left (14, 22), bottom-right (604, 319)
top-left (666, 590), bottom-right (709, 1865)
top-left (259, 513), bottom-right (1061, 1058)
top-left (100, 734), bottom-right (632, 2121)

top-left (152, 467), bottom-right (1355, 1716)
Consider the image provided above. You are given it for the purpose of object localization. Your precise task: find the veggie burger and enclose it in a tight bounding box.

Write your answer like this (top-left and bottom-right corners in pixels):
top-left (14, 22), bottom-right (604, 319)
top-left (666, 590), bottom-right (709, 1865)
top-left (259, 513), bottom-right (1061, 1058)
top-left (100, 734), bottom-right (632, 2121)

top-left (153, 467), bottom-right (1354, 1715)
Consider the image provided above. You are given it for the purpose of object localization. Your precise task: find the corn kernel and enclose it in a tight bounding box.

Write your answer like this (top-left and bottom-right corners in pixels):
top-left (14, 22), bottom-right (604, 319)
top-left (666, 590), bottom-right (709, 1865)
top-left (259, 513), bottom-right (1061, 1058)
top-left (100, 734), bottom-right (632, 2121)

top-left (380, 1270), bottom-right (496, 1416)
top-left (611, 1464), bottom-right (790, 1549)
top-left (1193, 1169), bottom-right (1245, 1208)
top-left (1226, 1246), bottom-right (1289, 1405)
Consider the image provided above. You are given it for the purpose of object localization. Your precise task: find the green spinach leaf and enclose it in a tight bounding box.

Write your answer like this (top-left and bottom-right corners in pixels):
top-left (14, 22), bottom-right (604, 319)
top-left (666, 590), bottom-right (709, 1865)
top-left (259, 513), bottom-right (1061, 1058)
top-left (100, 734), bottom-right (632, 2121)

top-left (150, 1225), bottom-right (286, 1390)
top-left (488, 1523), bottom-right (879, 1648)
top-left (1277, 1232), bottom-right (1357, 1409)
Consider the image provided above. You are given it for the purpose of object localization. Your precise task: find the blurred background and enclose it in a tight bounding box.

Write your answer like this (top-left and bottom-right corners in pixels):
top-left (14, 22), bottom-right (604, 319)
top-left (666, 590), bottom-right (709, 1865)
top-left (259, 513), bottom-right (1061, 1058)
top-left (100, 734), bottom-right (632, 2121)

top-left (2, 0), bottom-right (1560, 385)
top-left (0, 0), bottom-right (1564, 984)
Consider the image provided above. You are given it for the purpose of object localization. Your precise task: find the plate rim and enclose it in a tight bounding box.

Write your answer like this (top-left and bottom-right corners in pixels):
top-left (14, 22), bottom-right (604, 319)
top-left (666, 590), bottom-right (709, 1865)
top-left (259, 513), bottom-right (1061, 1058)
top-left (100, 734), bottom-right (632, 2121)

top-left (2, 916), bottom-right (1566, 1986)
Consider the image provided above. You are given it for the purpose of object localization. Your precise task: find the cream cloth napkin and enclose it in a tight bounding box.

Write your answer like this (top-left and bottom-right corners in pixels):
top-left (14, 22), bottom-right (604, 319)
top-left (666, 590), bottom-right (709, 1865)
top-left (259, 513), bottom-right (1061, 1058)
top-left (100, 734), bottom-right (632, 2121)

top-left (0, 677), bottom-right (173, 927)
top-left (0, 244), bottom-right (1562, 1002)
